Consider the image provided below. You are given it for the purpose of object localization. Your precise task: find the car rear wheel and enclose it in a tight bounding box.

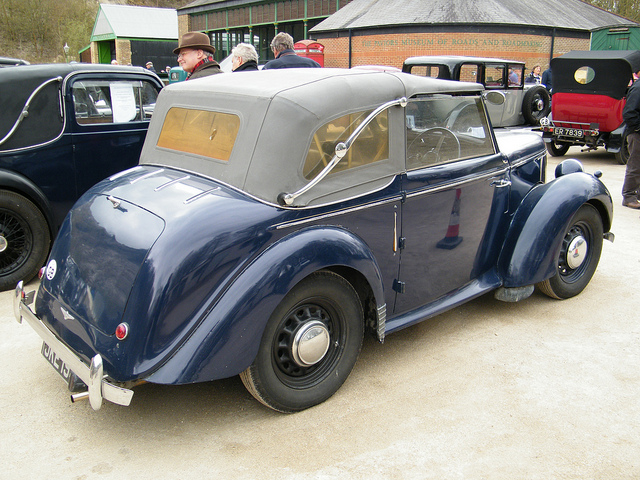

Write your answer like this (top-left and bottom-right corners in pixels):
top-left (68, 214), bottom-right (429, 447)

top-left (240, 271), bottom-right (364, 412)
top-left (546, 141), bottom-right (571, 157)
top-left (0, 191), bottom-right (50, 291)
top-left (522, 86), bottom-right (551, 125)
top-left (537, 204), bottom-right (603, 300)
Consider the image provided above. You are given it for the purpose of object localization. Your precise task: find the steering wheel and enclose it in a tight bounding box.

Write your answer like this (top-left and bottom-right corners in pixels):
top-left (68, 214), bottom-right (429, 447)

top-left (407, 127), bottom-right (461, 167)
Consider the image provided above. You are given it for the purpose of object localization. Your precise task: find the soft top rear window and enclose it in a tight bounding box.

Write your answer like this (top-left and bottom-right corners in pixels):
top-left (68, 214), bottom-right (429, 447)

top-left (157, 107), bottom-right (240, 162)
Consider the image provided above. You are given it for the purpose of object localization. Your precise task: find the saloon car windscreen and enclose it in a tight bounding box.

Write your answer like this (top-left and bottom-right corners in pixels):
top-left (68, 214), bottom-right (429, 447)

top-left (157, 107), bottom-right (240, 162)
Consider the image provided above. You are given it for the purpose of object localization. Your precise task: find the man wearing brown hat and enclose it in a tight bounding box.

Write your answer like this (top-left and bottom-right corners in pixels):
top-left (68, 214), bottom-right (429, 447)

top-left (173, 31), bottom-right (221, 80)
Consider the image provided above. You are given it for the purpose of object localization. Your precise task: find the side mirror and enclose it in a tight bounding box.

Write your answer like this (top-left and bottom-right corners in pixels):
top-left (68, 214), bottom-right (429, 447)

top-left (484, 91), bottom-right (506, 105)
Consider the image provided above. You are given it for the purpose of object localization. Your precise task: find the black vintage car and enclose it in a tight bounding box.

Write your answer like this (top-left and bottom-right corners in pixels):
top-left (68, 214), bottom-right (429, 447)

top-left (540, 50), bottom-right (640, 164)
top-left (0, 63), bottom-right (163, 290)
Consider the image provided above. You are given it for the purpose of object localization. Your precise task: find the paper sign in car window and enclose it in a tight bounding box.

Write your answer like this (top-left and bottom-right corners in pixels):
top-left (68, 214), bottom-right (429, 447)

top-left (110, 82), bottom-right (136, 123)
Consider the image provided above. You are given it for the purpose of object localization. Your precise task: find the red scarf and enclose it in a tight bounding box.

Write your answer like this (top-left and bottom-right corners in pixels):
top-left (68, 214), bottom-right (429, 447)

top-left (187, 56), bottom-right (215, 79)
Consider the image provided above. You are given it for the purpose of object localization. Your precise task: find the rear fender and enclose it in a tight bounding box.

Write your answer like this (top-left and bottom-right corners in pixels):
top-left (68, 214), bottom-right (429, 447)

top-left (605, 123), bottom-right (626, 153)
top-left (0, 168), bottom-right (55, 236)
top-left (498, 167), bottom-right (612, 287)
top-left (146, 226), bottom-right (385, 385)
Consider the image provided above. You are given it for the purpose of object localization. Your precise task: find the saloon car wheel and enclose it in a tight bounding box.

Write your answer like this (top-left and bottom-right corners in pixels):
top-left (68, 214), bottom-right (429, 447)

top-left (240, 271), bottom-right (364, 412)
top-left (522, 86), bottom-right (551, 125)
top-left (537, 204), bottom-right (603, 300)
top-left (545, 141), bottom-right (571, 157)
top-left (0, 191), bottom-right (50, 291)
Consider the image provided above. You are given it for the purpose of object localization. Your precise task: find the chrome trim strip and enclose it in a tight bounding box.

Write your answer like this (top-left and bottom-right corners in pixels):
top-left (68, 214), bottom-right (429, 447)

top-left (155, 175), bottom-right (191, 191)
top-left (405, 166), bottom-right (509, 200)
top-left (130, 168), bottom-right (165, 184)
top-left (280, 96), bottom-right (407, 206)
top-left (0, 76), bottom-right (63, 148)
top-left (274, 195), bottom-right (402, 230)
top-left (14, 282), bottom-right (134, 410)
top-left (510, 154), bottom-right (545, 170)
top-left (109, 166), bottom-right (144, 181)
top-left (377, 304), bottom-right (387, 343)
top-left (184, 187), bottom-right (221, 204)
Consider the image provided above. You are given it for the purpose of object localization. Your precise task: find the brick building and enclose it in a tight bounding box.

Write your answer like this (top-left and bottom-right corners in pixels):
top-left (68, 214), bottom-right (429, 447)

top-left (309, 0), bottom-right (639, 71)
top-left (177, 0), bottom-right (353, 62)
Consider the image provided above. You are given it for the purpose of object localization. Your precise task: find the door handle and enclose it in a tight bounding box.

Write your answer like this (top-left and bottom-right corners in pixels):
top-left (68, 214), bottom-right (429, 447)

top-left (490, 179), bottom-right (511, 188)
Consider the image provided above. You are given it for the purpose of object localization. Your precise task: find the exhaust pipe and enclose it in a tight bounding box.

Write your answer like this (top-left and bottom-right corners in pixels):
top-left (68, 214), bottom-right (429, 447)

top-left (71, 391), bottom-right (90, 403)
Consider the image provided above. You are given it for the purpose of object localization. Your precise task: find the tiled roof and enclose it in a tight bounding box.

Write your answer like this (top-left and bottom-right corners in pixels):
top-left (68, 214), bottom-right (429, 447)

top-left (311, 0), bottom-right (637, 32)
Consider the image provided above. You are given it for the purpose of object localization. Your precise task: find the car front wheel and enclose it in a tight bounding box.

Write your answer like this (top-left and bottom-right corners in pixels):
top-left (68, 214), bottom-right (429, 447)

top-left (0, 191), bottom-right (50, 291)
top-left (537, 204), bottom-right (603, 300)
top-left (240, 271), bottom-right (364, 412)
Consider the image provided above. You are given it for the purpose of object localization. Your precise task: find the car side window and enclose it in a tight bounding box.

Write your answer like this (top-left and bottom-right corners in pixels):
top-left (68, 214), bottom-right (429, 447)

top-left (303, 109), bottom-right (389, 179)
top-left (72, 79), bottom-right (158, 125)
top-left (406, 95), bottom-right (495, 170)
top-left (485, 65), bottom-right (505, 87)
top-left (507, 64), bottom-right (524, 87)
top-left (408, 65), bottom-right (444, 79)
top-left (459, 64), bottom-right (480, 83)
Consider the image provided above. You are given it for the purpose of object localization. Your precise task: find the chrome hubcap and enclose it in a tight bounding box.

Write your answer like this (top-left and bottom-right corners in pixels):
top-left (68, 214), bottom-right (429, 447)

top-left (0, 235), bottom-right (7, 253)
top-left (291, 320), bottom-right (331, 367)
top-left (566, 235), bottom-right (587, 270)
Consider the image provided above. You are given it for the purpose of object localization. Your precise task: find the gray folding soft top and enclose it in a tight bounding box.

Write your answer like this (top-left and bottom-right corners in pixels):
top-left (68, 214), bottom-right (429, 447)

top-left (142, 68), bottom-right (484, 206)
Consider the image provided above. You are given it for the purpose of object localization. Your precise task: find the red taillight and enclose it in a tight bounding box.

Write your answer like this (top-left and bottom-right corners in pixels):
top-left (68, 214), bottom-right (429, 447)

top-left (38, 267), bottom-right (46, 279)
top-left (115, 323), bottom-right (129, 341)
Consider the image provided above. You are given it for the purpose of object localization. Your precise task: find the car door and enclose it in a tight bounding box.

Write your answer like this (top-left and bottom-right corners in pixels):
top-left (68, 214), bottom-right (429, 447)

top-left (393, 94), bottom-right (510, 316)
top-left (68, 74), bottom-right (161, 197)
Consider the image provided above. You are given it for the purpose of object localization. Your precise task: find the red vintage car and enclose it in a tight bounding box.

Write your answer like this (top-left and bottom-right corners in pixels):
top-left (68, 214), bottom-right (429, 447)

top-left (541, 50), bottom-right (640, 164)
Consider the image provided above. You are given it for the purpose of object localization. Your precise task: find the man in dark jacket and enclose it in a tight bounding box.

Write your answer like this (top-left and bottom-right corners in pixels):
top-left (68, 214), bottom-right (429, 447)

top-left (622, 69), bottom-right (640, 208)
top-left (174, 31), bottom-right (222, 80)
top-left (263, 33), bottom-right (320, 70)
top-left (231, 43), bottom-right (259, 72)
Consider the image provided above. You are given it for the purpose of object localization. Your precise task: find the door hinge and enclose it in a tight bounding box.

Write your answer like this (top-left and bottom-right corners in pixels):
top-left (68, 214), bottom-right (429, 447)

top-left (393, 279), bottom-right (406, 294)
top-left (398, 237), bottom-right (406, 250)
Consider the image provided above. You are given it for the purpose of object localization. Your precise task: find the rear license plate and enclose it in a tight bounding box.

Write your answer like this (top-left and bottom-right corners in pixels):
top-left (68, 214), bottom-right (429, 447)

top-left (554, 127), bottom-right (584, 138)
top-left (41, 342), bottom-right (73, 382)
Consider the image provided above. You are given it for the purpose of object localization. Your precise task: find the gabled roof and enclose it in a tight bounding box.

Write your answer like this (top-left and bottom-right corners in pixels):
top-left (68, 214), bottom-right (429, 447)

top-left (91, 4), bottom-right (178, 42)
top-left (311, 0), bottom-right (637, 33)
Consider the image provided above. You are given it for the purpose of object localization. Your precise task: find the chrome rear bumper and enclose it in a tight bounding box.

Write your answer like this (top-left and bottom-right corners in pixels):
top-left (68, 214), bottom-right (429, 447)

top-left (14, 281), bottom-right (134, 410)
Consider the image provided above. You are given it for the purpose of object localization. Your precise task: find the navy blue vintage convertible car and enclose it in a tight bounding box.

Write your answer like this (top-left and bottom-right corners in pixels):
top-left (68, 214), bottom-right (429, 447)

top-left (15, 68), bottom-right (613, 412)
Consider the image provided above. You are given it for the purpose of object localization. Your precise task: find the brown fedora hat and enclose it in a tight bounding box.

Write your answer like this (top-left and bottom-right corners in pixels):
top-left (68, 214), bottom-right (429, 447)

top-left (173, 32), bottom-right (215, 55)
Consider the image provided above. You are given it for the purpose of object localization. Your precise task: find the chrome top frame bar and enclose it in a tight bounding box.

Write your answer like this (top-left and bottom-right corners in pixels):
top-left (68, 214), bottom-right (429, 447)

top-left (278, 96), bottom-right (407, 206)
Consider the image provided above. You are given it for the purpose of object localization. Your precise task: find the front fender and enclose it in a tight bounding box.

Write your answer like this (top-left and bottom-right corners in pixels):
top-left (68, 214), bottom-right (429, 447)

top-left (498, 168), bottom-right (612, 287)
top-left (146, 225), bottom-right (385, 385)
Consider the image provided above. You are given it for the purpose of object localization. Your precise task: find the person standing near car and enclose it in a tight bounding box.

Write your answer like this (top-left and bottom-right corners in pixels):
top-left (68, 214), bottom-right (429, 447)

top-left (174, 32), bottom-right (221, 80)
top-left (541, 67), bottom-right (553, 94)
top-left (621, 69), bottom-right (640, 209)
top-left (231, 43), bottom-right (259, 72)
top-left (262, 33), bottom-right (320, 69)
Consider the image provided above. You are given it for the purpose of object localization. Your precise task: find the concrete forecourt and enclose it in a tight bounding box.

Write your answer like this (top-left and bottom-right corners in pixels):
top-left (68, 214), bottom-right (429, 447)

top-left (1, 146), bottom-right (639, 479)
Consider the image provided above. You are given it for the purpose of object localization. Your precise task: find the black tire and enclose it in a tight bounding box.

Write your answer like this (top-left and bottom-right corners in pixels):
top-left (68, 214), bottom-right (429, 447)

top-left (522, 86), bottom-right (551, 125)
top-left (614, 130), bottom-right (630, 165)
top-left (537, 204), bottom-right (603, 300)
top-left (546, 141), bottom-right (571, 157)
top-left (0, 191), bottom-right (50, 290)
top-left (240, 271), bottom-right (364, 412)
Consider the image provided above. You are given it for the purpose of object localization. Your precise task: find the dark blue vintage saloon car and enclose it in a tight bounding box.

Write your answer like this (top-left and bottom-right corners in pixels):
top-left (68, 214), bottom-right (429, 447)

top-left (0, 64), bottom-right (163, 290)
top-left (15, 68), bottom-right (613, 412)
